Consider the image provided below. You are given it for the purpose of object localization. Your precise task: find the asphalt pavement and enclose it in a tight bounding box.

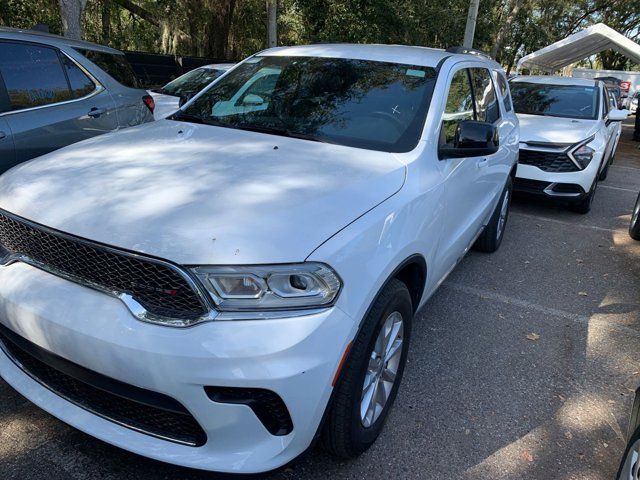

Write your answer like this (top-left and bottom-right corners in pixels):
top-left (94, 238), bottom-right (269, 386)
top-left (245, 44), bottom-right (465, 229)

top-left (2, 121), bottom-right (640, 480)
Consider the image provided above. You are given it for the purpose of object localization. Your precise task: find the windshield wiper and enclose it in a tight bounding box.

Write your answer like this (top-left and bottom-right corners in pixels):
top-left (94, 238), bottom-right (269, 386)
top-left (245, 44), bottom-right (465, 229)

top-left (229, 123), bottom-right (328, 143)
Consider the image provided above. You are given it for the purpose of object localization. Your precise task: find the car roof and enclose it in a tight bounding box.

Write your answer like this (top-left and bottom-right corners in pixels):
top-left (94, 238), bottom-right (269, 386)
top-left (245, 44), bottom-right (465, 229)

top-left (0, 26), bottom-right (123, 55)
top-left (257, 44), bottom-right (500, 69)
top-left (510, 75), bottom-right (598, 87)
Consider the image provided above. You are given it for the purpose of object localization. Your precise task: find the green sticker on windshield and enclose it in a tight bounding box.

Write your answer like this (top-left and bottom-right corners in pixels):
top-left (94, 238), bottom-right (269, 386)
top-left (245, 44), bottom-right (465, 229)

top-left (406, 69), bottom-right (426, 78)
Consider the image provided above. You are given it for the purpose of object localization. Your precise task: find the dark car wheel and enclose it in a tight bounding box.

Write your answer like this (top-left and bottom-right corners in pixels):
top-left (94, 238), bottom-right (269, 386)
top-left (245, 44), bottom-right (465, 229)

top-left (617, 426), bottom-right (640, 479)
top-left (569, 175), bottom-right (598, 214)
top-left (599, 155), bottom-right (611, 181)
top-left (629, 192), bottom-right (640, 241)
top-left (474, 176), bottom-right (512, 253)
top-left (322, 278), bottom-right (412, 458)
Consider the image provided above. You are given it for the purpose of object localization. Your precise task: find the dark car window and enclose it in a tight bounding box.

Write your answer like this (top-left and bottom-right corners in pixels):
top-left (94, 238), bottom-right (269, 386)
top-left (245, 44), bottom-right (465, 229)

top-left (76, 49), bottom-right (140, 89)
top-left (160, 68), bottom-right (227, 97)
top-left (510, 82), bottom-right (599, 120)
top-left (0, 42), bottom-right (73, 110)
top-left (470, 68), bottom-right (500, 123)
top-left (178, 56), bottom-right (437, 153)
top-left (61, 55), bottom-right (95, 99)
top-left (496, 72), bottom-right (513, 112)
top-left (441, 69), bottom-right (475, 146)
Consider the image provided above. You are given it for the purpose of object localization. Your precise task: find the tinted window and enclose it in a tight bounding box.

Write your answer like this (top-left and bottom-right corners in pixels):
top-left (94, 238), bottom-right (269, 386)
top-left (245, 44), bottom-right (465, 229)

top-left (160, 68), bottom-right (227, 97)
top-left (62, 55), bottom-right (95, 98)
top-left (0, 42), bottom-right (72, 110)
top-left (442, 69), bottom-right (474, 146)
top-left (497, 73), bottom-right (512, 112)
top-left (510, 82), bottom-right (599, 120)
top-left (470, 68), bottom-right (500, 123)
top-left (77, 49), bottom-right (140, 88)
top-left (178, 56), bottom-right (437, 153)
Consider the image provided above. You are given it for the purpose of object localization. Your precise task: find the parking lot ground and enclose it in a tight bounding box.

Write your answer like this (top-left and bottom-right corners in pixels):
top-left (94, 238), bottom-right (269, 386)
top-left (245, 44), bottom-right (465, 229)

top-left (2, 121), bottom-right (640, 480)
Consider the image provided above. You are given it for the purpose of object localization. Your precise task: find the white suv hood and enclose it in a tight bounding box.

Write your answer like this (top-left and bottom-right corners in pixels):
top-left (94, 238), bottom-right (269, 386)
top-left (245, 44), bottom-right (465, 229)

top-left (0, 121), bottom-right (405, 265)
top-left (518, 113), bottom-right (599, 144)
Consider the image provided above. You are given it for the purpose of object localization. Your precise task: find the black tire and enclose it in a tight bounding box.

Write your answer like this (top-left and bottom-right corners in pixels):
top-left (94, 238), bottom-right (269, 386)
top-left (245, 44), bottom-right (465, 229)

top-left (322, 278), bottom-right (413, 458)
top-left (569, 176), bottom-right (598, 214)
top-left (629, 192), bottom-right (640, 241)
top-left (599, 156), bottom-right (610, 181)
top-left (616, 424), bottom-right (640, 480)
top-left (473, 176), bottom-right (513, 253)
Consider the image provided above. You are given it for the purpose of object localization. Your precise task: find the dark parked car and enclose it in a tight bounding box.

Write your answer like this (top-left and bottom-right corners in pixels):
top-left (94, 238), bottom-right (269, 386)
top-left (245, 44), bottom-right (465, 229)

top-left (0, 27), bottom-right (154, 173)
top-left (617, 387), bottom-right (640, 479)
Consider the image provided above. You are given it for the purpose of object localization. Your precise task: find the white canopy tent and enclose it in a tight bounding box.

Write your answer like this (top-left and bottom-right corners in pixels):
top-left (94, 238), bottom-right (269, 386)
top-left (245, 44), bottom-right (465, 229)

top-left (516, 23), bottom-right (640, 73)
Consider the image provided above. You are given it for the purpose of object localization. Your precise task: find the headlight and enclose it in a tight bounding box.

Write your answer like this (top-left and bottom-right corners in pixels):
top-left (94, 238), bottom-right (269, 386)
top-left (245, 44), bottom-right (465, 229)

top-left (192, 263), bottom-right (342, 311)
top-left (571, 144), bottom-right (595, 169)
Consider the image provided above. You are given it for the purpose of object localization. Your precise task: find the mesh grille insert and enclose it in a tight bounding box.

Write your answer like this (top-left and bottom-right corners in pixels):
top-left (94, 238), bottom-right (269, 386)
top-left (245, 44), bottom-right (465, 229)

top-left (0, 324), bottom-right (207, 446)
top-left (518, 149), bottom-right (579, 172)
top-left (0, 210), bottom-right (208, 321)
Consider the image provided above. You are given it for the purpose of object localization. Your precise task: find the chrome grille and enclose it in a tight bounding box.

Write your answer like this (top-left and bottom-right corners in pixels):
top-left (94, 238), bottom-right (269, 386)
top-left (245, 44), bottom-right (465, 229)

top-left (0, 210), bottom-right (209, 321)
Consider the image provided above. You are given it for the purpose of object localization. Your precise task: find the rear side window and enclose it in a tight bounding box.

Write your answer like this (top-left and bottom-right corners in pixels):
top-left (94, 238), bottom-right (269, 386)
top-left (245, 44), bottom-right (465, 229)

top-left (61, 55), bottom-right (96, 98)
top-left (76, 49), bottom-right (140, 89)
top-left (441, 69), bottom-right (475, 146)
top-left (470, 68), bottom-right (500, 123)
top-left (496, 72), bottom-right (513, 112)
top-left (0, 42), bottom-right (73, 110)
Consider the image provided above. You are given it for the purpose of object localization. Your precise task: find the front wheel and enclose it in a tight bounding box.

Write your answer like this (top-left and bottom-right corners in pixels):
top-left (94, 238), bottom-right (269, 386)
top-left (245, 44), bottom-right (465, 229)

top-left (569, 175), bottom-right (598, 214)
top-left (322, 279), bottom-right (412, 458)
top-left (629, 192), bottom-right (640, 240)
top-left (473, 176), bottom-right (513, 253)
top-left (599, 156), bottom-right (611, 181)
top-left (616, 426), bottom-right (640, 479)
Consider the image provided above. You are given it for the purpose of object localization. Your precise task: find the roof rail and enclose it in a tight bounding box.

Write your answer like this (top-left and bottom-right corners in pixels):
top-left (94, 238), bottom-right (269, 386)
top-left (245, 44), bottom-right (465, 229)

top-left (445, 47), bottom-right (494, 60)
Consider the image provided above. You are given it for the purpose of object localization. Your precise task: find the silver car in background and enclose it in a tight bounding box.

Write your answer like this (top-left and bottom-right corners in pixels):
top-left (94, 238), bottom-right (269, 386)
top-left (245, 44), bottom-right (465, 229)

top-left (0, 27), bottom-right (154, 173)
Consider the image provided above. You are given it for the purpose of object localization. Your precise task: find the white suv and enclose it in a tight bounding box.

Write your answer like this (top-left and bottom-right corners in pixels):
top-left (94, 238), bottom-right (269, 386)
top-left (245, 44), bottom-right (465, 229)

top-left (0, 45), bottom-right (518, 473)
top-left (510, 76), bottom-right (628, 213)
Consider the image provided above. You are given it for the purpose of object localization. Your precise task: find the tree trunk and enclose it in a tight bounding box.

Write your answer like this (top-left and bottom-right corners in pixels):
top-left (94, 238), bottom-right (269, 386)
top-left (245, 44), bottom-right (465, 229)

top-left (266, 0), bottom-right (277, 48)
top-left (58, 0), bottom-right (88, 39)
top-left (203, 0), bottom-right (236, 59)
top-left (490, 0), bottom-right (524, 60)
top-left (101, 0), bottom-right (111, 44)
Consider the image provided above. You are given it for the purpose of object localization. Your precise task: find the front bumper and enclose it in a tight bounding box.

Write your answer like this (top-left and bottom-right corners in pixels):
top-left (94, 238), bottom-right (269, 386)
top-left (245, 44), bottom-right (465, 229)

top-left (0, 262), bottom-right (354, 473)
top-left (515, 161), bottom-right (598, 200)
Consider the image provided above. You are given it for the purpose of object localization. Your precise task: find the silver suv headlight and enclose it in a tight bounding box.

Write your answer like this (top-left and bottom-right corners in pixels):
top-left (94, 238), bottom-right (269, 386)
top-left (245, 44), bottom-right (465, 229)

top-left (192, 263), bottom-right (342, 311)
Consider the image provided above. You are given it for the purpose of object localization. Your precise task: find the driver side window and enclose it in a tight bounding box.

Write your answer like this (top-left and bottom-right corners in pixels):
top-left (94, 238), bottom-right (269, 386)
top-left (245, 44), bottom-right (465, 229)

top-left (441, 69), bottom-right (474, 146)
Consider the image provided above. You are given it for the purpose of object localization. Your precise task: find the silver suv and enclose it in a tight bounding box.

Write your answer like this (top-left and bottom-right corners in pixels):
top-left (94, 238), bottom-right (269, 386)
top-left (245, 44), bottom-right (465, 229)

top-left (0, 27), bottom-right (154, 173)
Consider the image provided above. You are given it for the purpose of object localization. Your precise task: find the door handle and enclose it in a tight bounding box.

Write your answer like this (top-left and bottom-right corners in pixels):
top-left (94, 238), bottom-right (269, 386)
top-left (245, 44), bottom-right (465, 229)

top-left (0, 131), bottom-right (5, 140)
top-left (88, 107), bottom-right (105, 118)
top-left (477, 158), bottom-right (488, 168)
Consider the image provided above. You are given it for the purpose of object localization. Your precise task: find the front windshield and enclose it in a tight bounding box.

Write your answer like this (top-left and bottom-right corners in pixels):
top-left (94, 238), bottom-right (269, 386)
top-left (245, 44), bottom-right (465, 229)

top-left (510, 82), bottom-right (599, 120)
top-left (161, 68), bottom-right (226, 97)
top-left (174, 55), bottom-right (437, 152)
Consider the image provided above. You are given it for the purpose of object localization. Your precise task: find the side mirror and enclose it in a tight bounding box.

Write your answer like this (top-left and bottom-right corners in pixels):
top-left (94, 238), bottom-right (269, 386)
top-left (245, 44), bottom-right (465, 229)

top-left (609, 109), bottom-right (629, 121)
top-left (439, 120), bottom-right (499, 159)
top-left (242, 94), bottom-right (265, 106)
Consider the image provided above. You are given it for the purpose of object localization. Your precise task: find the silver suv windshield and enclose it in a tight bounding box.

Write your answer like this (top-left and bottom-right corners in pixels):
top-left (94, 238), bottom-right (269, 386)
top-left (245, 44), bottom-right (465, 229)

top-left (173, 55), bottom-right (437, 153)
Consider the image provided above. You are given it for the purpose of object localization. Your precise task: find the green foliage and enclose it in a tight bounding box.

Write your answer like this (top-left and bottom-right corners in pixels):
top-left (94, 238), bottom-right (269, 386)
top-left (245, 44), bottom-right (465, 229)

top-left (0, 0), bottom-right (639, 72)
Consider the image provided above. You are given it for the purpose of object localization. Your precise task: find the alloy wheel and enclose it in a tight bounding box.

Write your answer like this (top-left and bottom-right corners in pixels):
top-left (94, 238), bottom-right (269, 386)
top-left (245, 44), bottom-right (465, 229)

top-left (360, 311), bottom-right (404, 428)
top-left (619, 439), bottom-right (640, 480)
